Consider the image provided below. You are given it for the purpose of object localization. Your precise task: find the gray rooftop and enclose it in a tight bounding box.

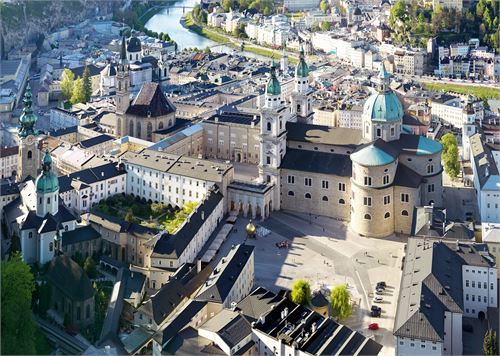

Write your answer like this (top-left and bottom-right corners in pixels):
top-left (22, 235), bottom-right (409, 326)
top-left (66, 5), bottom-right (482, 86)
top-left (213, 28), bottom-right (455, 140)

top-left (394, 238), bottom-right (494, 342)
top-left (120, 150), bottom-right (233, 182)
top-left (286, 122), bottom-right (363, 147)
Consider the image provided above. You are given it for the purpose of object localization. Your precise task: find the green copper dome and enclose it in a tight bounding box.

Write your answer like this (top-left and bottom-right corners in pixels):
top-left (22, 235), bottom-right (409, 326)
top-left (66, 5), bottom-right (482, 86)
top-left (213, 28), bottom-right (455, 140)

top-left (19, 85), bottom-right (39, 138)
top-left (295, 47), bottom-right (309, 78)
top-left (266, 62), bottom-right (281, 96)
top-left (363, 62), bottom-right (403, 122)
top-left (36, 151), bottom-right (59, 194)
top-left (364, 91), bottom-right (403, 122)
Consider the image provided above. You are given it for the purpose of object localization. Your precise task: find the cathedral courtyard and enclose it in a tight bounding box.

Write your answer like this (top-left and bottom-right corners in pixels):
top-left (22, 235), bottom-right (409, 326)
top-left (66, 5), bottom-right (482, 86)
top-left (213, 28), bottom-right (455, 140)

top-left (213, 212), bottom-right (406, 356)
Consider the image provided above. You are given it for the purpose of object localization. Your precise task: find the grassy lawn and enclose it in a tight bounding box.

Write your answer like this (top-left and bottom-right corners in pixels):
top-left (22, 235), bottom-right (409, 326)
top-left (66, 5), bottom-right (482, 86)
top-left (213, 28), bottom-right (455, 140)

top-left (424, 82), bottom-right (500, 100)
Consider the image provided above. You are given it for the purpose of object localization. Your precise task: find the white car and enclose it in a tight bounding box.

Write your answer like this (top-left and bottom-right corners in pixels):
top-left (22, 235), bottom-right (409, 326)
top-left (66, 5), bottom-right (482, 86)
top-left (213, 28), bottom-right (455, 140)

top-left (373, 296), bottom-right (383, 303)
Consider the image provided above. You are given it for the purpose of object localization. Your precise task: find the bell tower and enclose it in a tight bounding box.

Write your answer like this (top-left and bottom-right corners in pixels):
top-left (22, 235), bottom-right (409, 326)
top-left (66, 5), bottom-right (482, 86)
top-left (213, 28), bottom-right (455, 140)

top-left (17, 85), bottom-right (40, 182)
top-left (290, 47), bottom-right (313, 123)
top-left (259, 62), bottom-right (287, 211)
top-left (115, 36), bottom-right (130, 116)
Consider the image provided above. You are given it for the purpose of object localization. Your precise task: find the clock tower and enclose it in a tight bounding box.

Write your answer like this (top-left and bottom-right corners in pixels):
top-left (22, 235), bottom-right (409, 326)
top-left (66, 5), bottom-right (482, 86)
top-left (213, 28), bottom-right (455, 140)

top-left (17, 85), bottom-right (40, 182)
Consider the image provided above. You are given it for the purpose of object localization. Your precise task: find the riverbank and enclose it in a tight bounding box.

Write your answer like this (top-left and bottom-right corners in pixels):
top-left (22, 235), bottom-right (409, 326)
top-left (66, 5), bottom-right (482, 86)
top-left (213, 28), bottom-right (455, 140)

top-left (183, 11), bottom-right (298, 64)
top-left (424, 82), bottom-right (500, 100)
top-left (183, 12), bottom-right (231, 44)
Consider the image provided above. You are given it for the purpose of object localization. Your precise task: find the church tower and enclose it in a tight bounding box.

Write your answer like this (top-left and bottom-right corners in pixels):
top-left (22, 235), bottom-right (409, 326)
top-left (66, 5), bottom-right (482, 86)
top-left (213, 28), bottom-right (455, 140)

top-left (462, 95), bottom-right (477, 161)
top-left (290, 48), bottom-right (313, 123)
top-left (17, 85), bottom-right (40, 182)
top-left (157, 57), bottom-right (169, 87)
top-left (35, 151), bottom-right (59, 217)
top-left (259, 62), bottom-right (287, 211)
top-left (115, 36), bottom-right (130, 136)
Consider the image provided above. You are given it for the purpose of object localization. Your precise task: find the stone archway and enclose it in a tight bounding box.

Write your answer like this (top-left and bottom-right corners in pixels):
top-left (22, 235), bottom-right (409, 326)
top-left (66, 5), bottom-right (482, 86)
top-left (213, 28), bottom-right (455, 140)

top-left (256, 205), bottom-right (262, 219)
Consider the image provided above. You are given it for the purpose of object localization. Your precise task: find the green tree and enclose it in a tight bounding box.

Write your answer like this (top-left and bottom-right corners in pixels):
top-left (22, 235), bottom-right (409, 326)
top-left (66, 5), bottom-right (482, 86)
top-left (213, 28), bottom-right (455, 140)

top-left (125, 210), bottom-right (135, 223)
top-left (61, 68), bottom-right (75, 100)
top-left (330, 284), bottom-right (352, 320)
top-left (389, 0), bottom-right (408, 28)
top-left (82, 65), bottom-right (92, 103)
top-left (320, 20), bottom-right (331, 31)
top-left (290, 279), bottom-right (311, 305)
top-left (319, 0), bottom-right (328, 13)
top-left (484, 329), bottom-right (498, 355)
top-left (440, 133), bottom-right (460, 178)
top-left (1, 253), bottom-right (37, 355)
top-left (70, 77), bottom-right (85, 105)
top-left (222, 0), bottom-right (233, 12)
top-left (84, 256), bottom-right (97, 279)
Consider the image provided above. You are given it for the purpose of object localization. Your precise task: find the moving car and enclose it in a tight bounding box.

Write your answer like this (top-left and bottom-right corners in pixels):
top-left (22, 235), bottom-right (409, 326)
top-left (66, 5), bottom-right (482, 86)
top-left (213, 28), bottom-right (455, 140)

top-left (368, 323), bottom-right (379, 330)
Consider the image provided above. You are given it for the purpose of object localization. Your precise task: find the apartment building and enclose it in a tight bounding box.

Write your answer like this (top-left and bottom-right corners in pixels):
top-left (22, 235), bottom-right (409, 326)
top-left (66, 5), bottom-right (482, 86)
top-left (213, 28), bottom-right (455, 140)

top-left (0, 146), bottom-right (18, 179)
top-left (394, 238), bottom-right (497, 356)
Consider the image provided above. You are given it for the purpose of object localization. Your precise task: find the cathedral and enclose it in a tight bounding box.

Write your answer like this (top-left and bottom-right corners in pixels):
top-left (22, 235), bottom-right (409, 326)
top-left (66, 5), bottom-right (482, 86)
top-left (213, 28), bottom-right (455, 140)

top-left (261, 61), bottom-right (444, 237)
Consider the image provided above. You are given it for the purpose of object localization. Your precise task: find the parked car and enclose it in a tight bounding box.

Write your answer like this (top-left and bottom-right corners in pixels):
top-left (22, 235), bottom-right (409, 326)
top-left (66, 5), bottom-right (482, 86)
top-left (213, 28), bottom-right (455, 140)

top-left (370, 307), bottom-right (381, 317)
top-left (368, 323), bottom-right (379, 330)
top-left (373, 296), bottom-right (383, 303)
top-left (377, 281), bottom-right (387, 288)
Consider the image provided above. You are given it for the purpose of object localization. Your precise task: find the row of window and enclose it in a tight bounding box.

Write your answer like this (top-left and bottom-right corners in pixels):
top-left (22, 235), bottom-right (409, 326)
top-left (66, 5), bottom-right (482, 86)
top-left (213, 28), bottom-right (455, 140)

top-left (286, 176), bottom-right (347, 191)
top-left (286, 191), bottom-right (345, 203)
top-left (465, 294), bottom-right (494, 303)
top-left (465, 280), bottom-right (493, 289)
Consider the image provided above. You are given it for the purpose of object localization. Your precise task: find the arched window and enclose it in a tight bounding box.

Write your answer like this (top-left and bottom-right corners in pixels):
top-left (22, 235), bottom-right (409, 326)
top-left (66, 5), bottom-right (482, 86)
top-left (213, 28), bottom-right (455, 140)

top-left (147, 122), bottom-right (153, 140)
top-left (164, 68), bottom-right (167, 77)
top-left (49, 242), bottom-right (53, 252)
top-left (129, 54), bottom-right (132, 60)
top-left (322, 196), bottom-right (328, 201)
top-left (27, 150), bottom-right (32, 159)
top-left (65, 225), bottom-right (69, 231)
top-left (28, 232), bottom-right (33, 238)
top-left (364, 214), bottom-right (371, 220)
top-left (305, 193), bottom-right (311, 199)
top-left (384, 212), bottom-right (391, 219)
top-left (158, 122), bottom-right (164, 130)
top-left (339, 199), bottom-right (345, 204)
top-left (402, 210), bottom-right (409, 216)
top-left (169, 119), bottom-right (173, 127)
top-left (279, 120), bottom-right (282, 130)
top-left (129, 120), bottom-right (134, 136)
top-left (136, 121), bottom-right (142, 139)
top-left (267, 122), bottom-right (272, 131)
top-left (288, 191), bottom-right (295, 196)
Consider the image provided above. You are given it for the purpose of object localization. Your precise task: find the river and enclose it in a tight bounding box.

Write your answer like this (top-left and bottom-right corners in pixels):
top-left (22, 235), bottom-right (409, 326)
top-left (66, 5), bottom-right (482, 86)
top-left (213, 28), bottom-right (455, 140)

top-left (144, 0), bottom-right (268, 60)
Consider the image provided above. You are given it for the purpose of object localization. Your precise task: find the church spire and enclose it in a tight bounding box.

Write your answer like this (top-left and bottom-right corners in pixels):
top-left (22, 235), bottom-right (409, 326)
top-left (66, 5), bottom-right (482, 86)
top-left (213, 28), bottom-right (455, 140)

top-left (19, 84), bottom-right (38, 138)
top-left (376, 62), bottom-right (390, 93)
